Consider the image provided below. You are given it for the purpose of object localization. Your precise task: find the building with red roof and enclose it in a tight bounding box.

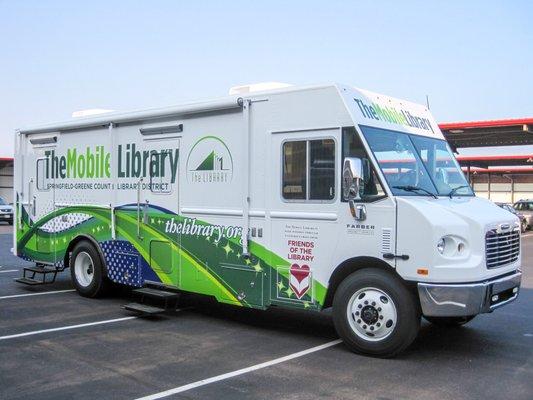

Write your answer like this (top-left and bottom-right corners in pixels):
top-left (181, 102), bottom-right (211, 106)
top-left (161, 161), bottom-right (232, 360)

top-left (440, 118), bottom-right (533, 203)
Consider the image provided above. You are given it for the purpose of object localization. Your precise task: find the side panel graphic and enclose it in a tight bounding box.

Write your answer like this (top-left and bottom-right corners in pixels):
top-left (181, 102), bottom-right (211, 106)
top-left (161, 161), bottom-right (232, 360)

top-left (15, 204), bottom-right (327, 310)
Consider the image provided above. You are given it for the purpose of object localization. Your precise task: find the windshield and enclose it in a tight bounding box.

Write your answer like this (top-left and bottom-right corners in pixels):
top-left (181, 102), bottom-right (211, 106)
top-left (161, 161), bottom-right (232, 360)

top-left (360, 125), bottom-right (473, 197)
top-left (0, 197), bottom-right (6, 205)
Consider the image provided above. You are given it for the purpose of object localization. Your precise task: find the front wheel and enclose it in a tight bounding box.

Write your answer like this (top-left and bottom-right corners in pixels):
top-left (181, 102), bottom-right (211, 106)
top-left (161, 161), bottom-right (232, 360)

top-left (70, 241), bottom-right (110, 297)
top-left (332, 268), bottom-right (420, 358)
top-left (521, 220), bottom-right (528, 233)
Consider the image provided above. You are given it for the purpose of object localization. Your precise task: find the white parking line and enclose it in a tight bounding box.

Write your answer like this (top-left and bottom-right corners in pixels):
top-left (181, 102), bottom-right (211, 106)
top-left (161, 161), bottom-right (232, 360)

top-left (0, 289), bottom-right (76, 300)
top-left (0, 269), bottom-right (18, 274)
top-left (0, 316), bottom-right (138, 341)
top-left (135, 339), bottom-right (342, 400)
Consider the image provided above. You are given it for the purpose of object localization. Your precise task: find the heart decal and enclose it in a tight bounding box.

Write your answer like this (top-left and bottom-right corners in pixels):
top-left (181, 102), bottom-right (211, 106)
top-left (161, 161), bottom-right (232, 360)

top-left (289, 263), bottom-right (310, 299)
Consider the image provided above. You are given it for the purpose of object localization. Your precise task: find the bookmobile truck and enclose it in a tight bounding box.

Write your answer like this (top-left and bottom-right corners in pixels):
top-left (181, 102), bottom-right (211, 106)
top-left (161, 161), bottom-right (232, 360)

top-left (13, 84), bottom-right (522, 357)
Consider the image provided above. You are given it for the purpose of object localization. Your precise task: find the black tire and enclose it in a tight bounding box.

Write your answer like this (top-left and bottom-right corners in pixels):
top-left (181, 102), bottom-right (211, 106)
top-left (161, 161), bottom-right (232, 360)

top-left (70, 241), bottom-right (110, 298)
top-left (424, 315), bottom-right (475, 327)
top-left (521, 220), bottom-right (528, 233)
top-left (332, 268), bottom-right (420, 358)
top-left (8, 219), bottom-right (13, 225)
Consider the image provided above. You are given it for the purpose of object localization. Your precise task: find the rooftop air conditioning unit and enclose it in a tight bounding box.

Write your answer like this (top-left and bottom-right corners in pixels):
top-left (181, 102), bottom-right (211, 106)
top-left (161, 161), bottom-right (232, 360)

top-left (229, 82), bottom-right (293, 95)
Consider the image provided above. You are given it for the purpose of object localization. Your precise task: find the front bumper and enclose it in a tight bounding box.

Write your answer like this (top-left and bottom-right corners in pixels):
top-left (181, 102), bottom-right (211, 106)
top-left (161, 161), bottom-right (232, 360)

top-left (418, 271), bottom-right (521, 317)
top-left (0, 213), bottom-right (13, 220)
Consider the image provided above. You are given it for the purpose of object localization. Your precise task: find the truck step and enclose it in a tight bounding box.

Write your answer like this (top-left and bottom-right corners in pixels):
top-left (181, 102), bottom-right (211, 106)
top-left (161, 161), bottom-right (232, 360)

top-left (14, 277), bottom-right (46, 285)
top-left (132, 287), bottom-right (180, 300)
top-left (123, 303), bottom-right (166, 316)
top-left (124, 287), bottom-right (181, 315)
top-left (15, 264), bottom-right (61, 285)
top-left (24, 265), bottom-right (59, 274)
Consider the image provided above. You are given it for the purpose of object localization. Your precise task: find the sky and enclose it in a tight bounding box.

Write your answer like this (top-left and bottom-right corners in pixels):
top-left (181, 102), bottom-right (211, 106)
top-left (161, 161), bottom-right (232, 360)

top-left (1, 0), bottom-right (532, 157)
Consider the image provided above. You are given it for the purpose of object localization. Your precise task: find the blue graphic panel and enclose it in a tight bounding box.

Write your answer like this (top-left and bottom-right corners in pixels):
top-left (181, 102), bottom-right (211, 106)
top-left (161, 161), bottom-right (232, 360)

top-left (101, 240), bottom-right (142, 286)
top-left (100, 240), bottom-right (161, 286)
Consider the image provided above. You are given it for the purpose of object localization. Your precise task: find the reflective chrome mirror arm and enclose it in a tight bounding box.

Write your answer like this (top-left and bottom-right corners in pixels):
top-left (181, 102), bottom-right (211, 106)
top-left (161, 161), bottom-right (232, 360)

top-left (349, 202), bottom-right (367, 221)
top-left (343, 157), bottom-right (367, 221)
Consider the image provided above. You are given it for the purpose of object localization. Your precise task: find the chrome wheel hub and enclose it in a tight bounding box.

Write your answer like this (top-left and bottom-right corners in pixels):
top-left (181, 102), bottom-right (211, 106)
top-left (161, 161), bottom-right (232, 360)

top-left (74, 251), bottom-right (94, 287)
top-left (347, 287), bottom-right (397, 341)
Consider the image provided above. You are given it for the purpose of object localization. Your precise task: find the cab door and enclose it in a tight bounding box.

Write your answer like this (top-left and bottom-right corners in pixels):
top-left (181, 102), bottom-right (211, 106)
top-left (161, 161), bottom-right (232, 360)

top-left (269, 128), bottom-right (339, 309)
top-left (268, 127), bottom-right (397, 310)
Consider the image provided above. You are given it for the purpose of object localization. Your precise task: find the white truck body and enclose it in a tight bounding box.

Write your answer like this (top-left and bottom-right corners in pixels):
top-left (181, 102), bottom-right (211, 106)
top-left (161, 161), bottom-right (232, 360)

top-left (14, 84), bottom-right (522, 355)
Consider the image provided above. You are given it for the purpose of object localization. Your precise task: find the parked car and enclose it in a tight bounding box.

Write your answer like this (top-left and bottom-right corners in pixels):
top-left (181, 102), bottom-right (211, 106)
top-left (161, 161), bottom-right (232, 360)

top-left (0, 196), bottom-right (13, 225)
top-left (513, 200), bottom-right (533, 230)
top-left (496, 202), bottom-right (527, 232)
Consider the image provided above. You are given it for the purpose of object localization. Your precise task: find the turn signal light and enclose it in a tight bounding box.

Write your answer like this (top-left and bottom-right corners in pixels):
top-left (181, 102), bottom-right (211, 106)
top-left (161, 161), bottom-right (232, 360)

top-left (417, 268), bottom-right (429, 276)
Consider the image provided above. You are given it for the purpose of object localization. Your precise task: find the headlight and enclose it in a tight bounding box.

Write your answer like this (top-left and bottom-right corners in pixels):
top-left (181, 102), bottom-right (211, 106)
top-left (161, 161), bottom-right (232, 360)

top-left (437, 235), bottom-right (468, 257)
top-left (437, 238), bottom-right (445, 254)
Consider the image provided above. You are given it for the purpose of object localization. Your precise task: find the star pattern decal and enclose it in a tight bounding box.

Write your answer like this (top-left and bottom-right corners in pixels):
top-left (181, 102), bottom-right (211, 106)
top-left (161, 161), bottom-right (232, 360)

top-left (222, 242), bottom-right (233, 256)
top-left (284, 286), bottom-right (293, 298)
top-left (252, 261), bottom-right (263, 272)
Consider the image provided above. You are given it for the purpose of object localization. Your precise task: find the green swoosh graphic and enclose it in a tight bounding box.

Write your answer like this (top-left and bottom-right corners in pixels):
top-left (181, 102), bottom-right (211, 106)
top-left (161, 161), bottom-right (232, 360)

top-left (16, 205), bottom-right (327, 308)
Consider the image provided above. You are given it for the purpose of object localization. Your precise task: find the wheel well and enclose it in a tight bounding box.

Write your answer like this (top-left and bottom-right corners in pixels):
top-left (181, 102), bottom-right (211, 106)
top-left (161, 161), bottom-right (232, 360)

top-left (323, 257), bottom-right (408, 309)
top-left (64, 235), bottom-right (107, 272)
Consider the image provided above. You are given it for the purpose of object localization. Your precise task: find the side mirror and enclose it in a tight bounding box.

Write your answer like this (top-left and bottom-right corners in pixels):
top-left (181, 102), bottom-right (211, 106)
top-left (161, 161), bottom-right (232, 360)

top-left (342, 157), bottom-right (364, 201)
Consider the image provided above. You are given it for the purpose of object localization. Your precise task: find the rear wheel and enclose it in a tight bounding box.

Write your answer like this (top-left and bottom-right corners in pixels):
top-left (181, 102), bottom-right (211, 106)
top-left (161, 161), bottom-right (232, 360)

top-left (424, 315), bottom-right (475, 326)
top-left (332, 268), bottom-right (420, 358)
top-left (70, 241), bottom-right (109, 297)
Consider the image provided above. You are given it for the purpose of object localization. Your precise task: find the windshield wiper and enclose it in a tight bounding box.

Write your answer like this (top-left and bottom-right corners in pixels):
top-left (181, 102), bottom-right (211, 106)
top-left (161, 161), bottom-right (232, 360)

top-left (393, 185), bottom-right (438, 199)
top-left (448, 185), bottom-right (470, 198)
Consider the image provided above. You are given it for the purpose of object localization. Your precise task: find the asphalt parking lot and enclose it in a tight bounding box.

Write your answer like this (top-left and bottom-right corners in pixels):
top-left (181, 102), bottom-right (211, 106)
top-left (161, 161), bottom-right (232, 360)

top-left (0, 224), bottom-right (532, 400)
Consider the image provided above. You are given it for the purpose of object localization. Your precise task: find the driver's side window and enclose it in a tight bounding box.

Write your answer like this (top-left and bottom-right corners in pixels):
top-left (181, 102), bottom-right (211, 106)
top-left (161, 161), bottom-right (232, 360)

top-left (342, 127), bottom-right (385, 202)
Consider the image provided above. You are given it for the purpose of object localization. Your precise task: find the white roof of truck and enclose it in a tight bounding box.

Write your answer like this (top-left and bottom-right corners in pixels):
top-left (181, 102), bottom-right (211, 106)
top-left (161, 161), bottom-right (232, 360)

top-left (18, 83), bottom-right (436, 136)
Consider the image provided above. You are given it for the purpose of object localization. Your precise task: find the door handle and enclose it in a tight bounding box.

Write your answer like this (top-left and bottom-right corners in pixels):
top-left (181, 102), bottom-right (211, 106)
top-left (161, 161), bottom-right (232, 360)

top-left (383, 253), bottom-right (409, 261)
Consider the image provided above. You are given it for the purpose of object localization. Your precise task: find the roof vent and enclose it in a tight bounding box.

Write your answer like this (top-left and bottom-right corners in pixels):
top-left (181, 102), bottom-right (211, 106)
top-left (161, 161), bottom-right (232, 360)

top-left (229, 82), bottom-right (293, 95)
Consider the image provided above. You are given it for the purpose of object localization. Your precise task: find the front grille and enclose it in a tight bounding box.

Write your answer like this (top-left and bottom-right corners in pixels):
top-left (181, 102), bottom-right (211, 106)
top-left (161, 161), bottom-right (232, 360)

top-left (485, 229), bottom-right (520, 269)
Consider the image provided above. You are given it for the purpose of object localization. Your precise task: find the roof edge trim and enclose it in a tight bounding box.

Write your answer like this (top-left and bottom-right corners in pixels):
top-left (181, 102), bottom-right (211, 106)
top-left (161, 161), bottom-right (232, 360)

top-left (19, 97), bottom-right (244, 135)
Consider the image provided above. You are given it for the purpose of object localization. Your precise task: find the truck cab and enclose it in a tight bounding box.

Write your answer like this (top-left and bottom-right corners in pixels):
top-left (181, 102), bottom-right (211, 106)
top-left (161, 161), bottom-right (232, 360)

top-left (270, 85), bottom-right (521, 355)
top-left (322, 87), bottom-right (521, 355)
